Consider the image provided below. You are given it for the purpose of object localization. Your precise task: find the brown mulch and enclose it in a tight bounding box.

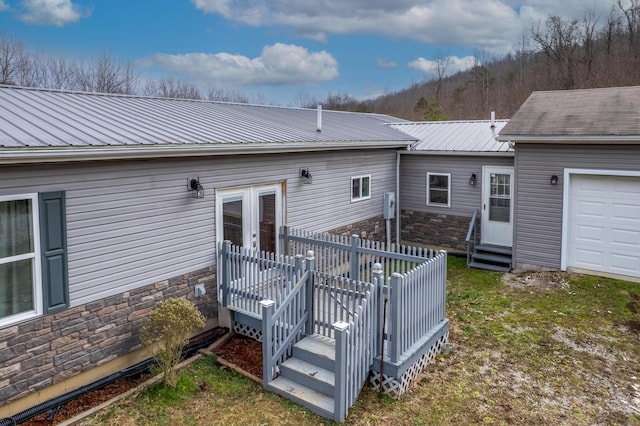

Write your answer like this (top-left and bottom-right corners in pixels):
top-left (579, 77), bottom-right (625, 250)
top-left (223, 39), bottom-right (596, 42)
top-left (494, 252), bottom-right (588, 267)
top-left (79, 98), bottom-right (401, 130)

top-left (16, 327), bottom-right (228, 426)
top-left (213, 334), bottom-right (263, 378)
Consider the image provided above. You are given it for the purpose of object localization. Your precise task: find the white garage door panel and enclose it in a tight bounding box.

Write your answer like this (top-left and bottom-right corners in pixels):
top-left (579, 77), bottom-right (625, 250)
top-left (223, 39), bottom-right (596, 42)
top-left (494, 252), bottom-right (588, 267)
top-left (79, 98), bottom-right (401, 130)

top-left (568, 174), bottom-right (640, 278)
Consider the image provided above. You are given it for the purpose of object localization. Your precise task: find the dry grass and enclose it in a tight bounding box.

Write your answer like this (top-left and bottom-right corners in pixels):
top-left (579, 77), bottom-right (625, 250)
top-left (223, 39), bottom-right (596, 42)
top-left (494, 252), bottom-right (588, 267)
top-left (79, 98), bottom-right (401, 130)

top-left (81, 256), bottom-right (640, 425)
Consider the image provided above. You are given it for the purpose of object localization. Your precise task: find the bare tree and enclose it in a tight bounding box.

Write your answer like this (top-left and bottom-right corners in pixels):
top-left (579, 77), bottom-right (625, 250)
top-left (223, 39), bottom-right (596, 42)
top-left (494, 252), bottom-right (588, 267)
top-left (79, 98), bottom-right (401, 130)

top-left (73, 53), bottom-right (139, 94)
top-left (0, 34), bottom-right (27, 85)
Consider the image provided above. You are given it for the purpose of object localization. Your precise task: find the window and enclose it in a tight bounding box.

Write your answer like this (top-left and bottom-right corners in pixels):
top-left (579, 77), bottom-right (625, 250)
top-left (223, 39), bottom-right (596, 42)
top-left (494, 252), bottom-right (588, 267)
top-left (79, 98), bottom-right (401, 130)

top-left (351, 175), bottom-right (371, 201)
top-left (0, 195), bottom-right (40, 323)
top-left (427, 173), bottom-right (450, 207)
top-left (0, 192), bottom-right (68, 327)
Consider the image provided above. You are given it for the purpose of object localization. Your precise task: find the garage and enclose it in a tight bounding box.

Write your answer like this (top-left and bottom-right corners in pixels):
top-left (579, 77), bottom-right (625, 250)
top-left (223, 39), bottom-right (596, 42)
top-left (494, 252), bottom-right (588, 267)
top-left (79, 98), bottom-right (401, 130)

top-left (567, 173), bottom-right (640, 278)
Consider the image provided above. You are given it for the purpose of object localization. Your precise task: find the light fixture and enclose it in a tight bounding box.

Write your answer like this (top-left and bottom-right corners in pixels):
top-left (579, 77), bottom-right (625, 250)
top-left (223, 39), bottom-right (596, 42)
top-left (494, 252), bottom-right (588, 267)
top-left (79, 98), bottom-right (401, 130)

top-left (300, 168), bottom-right (312, 184)
top-left (188, 178), bottom-right (205, 198)
top-left (550, 175), bottom-right (558, 185)
top-left (468, 173), bottom-right (477, 186)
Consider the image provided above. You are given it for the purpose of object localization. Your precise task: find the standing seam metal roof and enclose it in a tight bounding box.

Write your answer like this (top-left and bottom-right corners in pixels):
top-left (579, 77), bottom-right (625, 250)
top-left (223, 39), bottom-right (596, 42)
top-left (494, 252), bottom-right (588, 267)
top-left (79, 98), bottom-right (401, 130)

top-left (0, 85), bottom-right (414, 149)
top-left (388, 120), bottom-right (512, 153)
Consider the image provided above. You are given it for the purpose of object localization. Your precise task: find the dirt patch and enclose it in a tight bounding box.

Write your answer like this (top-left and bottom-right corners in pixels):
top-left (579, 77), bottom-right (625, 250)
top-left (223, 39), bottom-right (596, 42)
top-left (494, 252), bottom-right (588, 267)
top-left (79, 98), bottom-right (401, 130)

top-left (213, 334), bottom-right (263, 378)
top-left (627, 292), bottom-right (640, 333)
top-left (502, 270), bottom-right (571, 290)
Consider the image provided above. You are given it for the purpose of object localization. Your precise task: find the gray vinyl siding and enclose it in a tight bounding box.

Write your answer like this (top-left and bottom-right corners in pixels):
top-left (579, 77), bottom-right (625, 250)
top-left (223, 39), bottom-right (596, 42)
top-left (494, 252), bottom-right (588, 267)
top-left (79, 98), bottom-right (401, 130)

top-left (0, 149), bottom-right (396, 307)
top-left (514, 144), bottom-right (640, 269)
top-left (400, 154), bottom-right (513, 216)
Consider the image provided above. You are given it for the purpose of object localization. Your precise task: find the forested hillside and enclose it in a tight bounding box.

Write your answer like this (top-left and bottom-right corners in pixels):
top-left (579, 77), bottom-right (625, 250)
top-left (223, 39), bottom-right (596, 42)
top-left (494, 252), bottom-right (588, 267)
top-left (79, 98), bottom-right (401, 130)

top-left (365, 3), bottom-right (640, 120)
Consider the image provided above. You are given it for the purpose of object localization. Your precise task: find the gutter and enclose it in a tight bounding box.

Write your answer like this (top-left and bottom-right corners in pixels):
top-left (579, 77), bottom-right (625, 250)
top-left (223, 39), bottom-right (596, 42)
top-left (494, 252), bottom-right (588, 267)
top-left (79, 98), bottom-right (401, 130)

top-left (0, 141), bottom-right (415, 165)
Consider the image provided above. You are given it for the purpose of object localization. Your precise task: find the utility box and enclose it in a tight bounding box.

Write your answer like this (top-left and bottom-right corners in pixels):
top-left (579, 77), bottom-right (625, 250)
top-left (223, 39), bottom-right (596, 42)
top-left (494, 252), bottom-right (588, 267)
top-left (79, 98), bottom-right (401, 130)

top-left (383, 191), bottom-right (395, 219)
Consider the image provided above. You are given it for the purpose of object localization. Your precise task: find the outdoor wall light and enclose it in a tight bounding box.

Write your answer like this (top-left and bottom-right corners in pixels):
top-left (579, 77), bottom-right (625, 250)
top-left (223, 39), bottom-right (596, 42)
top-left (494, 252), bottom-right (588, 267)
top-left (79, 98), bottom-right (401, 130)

top-left (468, 173), bottom-right (477, 186)
top-left (188, 178), bottom-right (205, 198)
top-left (550, 175), bottom-right (559, 185)
top-left (300, 168), bottom-right (312, 184)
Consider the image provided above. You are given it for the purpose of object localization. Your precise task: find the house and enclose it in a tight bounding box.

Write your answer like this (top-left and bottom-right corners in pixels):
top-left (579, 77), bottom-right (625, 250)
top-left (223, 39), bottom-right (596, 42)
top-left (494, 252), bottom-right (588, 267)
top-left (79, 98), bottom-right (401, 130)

top-left (0, 85), bottom-right (416, 418)
top-left (389, 117), bottom-right (515, 270)
top-left (499, 86), bottom-right (640, 281)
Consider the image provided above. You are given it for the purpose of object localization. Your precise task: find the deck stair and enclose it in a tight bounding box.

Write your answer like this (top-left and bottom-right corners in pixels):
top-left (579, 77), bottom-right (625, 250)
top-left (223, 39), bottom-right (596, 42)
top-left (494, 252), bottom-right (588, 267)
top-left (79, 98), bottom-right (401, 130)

top-left (267, 334), bottom-right (338, 420)
top-left (468, 244), bottom-right (512, 272)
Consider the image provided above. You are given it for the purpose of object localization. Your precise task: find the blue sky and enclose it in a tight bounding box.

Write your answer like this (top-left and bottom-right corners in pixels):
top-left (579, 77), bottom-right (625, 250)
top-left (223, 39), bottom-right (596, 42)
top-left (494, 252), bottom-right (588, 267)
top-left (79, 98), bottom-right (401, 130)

top-left (0, 0), bottom-right (617, 105)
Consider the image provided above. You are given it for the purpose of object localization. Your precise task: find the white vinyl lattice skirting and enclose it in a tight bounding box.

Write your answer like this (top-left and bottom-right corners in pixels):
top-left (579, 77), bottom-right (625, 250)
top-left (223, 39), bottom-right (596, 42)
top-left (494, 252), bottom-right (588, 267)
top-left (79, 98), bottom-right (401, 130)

top-left (233, 322), bottom-right (263, 342)
top-left (369, 332), bottom-right (449, 399)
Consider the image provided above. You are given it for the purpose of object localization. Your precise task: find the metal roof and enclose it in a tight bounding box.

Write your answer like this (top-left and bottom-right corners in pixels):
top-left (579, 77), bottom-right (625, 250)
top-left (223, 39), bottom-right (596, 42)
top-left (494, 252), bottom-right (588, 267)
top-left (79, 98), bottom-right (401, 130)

top-left (0, 85), bottom-right (414, 162)
top-left (500, 86), bottom-right (640, 142)
top-left (389, 120), bottom-right (512, 154)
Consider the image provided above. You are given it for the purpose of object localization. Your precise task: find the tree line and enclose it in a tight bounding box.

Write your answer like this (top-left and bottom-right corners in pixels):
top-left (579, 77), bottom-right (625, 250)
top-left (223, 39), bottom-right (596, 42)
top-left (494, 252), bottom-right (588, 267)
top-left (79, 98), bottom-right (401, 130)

top-left (365, 0), bottom-right (640, 120)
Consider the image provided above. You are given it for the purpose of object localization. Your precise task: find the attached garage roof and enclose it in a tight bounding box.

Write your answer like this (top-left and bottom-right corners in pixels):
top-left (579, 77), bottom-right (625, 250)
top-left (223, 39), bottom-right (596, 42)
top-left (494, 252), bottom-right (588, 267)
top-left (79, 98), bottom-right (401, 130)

top-left (500, 86), bottom-right (640, 143)
top-left (0, 85), bottom-right (414, 163)
top-left (389, 119), bottom-right (512, 155)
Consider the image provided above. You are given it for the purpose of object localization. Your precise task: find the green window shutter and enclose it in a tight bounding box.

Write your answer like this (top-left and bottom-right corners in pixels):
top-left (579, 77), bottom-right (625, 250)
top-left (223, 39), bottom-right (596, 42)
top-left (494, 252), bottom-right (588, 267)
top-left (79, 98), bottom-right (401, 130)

top-left (39, 191), bottom-right (69, 314)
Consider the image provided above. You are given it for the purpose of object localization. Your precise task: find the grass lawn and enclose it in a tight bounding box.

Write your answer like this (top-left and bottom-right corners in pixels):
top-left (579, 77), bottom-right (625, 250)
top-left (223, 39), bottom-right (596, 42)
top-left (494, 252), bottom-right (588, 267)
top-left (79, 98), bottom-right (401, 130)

top-left (80, 256), bottom-right (640, 425)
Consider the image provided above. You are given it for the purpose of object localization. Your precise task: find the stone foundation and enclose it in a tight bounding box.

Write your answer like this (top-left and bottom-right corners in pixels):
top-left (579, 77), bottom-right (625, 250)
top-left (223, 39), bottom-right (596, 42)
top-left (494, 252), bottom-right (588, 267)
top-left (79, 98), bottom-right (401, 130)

top-left (0, 266), bottom-right (216, 408)
top-left (329, 215), bottom-right (396, 242)
top-left (401, 210), bottom-right (474, 251)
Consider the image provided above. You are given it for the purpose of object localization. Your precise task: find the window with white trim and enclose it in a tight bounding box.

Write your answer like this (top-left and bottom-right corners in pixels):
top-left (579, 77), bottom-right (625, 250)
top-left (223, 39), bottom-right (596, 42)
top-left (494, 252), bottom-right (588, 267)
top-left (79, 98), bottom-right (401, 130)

top-left (0, 194), bottom-right (42, 325)
top-left (427, 173), bottom-right (450, 207)
top-left (0, 191), bottom-right (69, 328)
top-left (351, 175), bottom-right (371, 201)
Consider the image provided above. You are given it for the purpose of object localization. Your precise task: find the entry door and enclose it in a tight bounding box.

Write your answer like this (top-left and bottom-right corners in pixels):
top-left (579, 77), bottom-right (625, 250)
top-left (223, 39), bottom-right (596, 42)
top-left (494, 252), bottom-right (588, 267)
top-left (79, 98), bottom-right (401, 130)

top-left (216, 184), bottom-right (283, 253)
top-left (481, 167), bottom-right (514, 247)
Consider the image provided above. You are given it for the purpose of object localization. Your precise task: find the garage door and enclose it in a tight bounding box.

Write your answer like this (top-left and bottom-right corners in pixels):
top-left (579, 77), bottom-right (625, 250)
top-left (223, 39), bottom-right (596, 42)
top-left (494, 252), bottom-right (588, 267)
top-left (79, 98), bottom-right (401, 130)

top-left (567, 174), bottom-right (640, 278)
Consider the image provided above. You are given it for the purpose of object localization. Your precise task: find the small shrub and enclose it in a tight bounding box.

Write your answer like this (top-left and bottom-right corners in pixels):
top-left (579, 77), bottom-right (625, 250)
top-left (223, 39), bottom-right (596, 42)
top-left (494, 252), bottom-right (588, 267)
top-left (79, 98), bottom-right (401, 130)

top-left (140, 298), bottom-right (206, 386)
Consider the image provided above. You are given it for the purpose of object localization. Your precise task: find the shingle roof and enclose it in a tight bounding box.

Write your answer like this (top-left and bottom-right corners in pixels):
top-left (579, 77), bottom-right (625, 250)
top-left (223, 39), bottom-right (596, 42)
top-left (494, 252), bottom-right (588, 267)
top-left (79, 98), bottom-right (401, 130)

top-left (500, 86), bottom-right (640, 142)
top-left (0, 85), bottom-right (414, 152)
top-left (389, 120), bottom-right (512, 153)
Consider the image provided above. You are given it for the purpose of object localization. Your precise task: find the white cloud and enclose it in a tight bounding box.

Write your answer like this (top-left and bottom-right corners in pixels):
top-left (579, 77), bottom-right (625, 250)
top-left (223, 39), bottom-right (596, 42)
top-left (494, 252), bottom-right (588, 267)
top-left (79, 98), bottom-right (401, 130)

top-left (0, 1), bottom-right (9, 11)
top-left (136, 43), bottom-right (339, 87)
top-left (18, 0), bottom-right (90, 26)
top-left (409, 55), bottom-right (477, 79)
top-left (376, 58), bottom-right (397, 69)
top-left (190, 0), bottom-right (617, 53)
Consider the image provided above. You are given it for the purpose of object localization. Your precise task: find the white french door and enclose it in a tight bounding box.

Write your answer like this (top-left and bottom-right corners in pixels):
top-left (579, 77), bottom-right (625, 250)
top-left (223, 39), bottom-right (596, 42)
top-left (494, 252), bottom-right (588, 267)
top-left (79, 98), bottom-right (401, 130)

top-left (216, 184), bottom-right (283, 253)
top-left (481, 166), bottom-right (514, 247)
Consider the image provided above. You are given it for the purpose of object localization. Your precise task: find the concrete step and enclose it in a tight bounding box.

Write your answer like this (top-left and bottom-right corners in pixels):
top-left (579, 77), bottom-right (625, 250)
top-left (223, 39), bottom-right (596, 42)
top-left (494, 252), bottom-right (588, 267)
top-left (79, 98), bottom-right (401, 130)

top-left (292, 334), bottom-right (336, 371)
top-left (280, 357), bottom-right (335, 395)
top-left (268, 376), bottom-right (334, 420)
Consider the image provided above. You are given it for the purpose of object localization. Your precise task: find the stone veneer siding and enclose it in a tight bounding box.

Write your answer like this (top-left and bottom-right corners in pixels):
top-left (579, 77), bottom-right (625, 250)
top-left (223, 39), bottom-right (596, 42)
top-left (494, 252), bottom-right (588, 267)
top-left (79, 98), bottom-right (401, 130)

top-left (0, 266), bottom-right (216, 407)
top-left (329, 215), bottom-right (396, 242)
top-left (401, 210), bottom-right (474, 251)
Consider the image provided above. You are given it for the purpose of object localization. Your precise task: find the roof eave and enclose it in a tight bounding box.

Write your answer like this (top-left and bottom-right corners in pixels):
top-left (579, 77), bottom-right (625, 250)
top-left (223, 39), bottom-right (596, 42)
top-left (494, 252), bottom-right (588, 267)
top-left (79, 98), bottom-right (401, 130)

top-left (0, 141), bottom-right (414, 164)
top-left (400, 150), bottom-right (514, 157)
top-left (498, 135), bottom-right (640, 143)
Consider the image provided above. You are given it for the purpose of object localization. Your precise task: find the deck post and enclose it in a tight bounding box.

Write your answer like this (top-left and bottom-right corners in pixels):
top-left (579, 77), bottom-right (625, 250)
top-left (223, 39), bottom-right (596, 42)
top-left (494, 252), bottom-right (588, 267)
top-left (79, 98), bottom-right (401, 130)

top-left (389, 272), bottom-right (403, 363)
top-left (260, 299), bottom-right (275, 386)
top-left (221, 240), bottom-right (232, 307)
top-left (333, 321), bottom-right (350, 423)
top-left (304, 251), bottom-right (315, 336)
top-left (350, 234), bottom-right (360, 281)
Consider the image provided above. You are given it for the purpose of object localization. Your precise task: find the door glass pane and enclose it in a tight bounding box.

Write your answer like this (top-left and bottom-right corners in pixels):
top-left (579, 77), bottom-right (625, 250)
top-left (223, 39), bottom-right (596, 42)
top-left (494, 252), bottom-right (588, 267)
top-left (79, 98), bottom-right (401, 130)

top-left (489, 174), bottom-right (511, 223)
top-left (222, 199), bottom-right (243, 246)
top-left (259, 193), bottom-right (276, 252)
top-left (0, 258), bottom-right (34, 318)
